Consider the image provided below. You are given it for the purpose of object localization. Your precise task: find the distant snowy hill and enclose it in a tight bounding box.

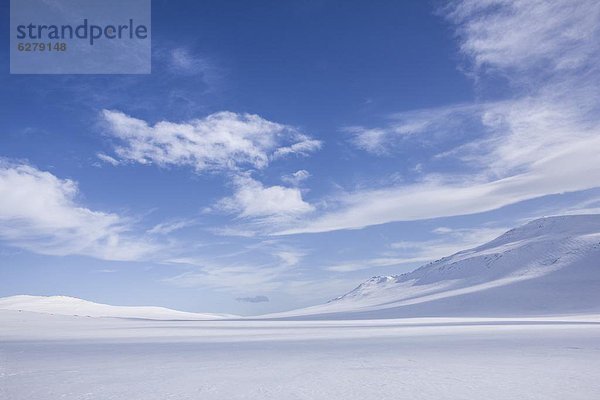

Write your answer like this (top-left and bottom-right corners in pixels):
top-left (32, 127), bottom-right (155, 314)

top-left (268, 215), bottom-right (600, 319)
top-left (0, 295), bottom-right (235, 320)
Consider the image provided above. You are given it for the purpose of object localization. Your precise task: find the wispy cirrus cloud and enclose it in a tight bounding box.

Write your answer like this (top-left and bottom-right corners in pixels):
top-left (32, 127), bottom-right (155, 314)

top-left (168, 48), bottom-right (213, 76)
top-left (446, 0), bottom-right (600, 75)
top-left (326, 226), bottom-right (507, 272)
top-left (96, 152), bottom-right (120, 166)
top-left (346, 103), bottom-right (484, 155)
top-left (272, 137), bottom-right (322, 159)
top-left (0, 161), bottom-right (162, 261)
top-left (151, 46), bottom-right (223, 92)
top-left (278, 0), bottom-right (600, 235)
top-left (163, 238), bottom-right (313, 295)
top-left (164, 257), bottom-right (292, 293)
top-left (164, 253), bottom-right (358, 301)
top-left (147, 218), bottom-right (198, 235)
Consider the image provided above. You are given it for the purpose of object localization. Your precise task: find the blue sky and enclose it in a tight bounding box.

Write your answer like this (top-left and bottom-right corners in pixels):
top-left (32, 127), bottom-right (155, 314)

top-left (1, 0), bottom-right (600, 315)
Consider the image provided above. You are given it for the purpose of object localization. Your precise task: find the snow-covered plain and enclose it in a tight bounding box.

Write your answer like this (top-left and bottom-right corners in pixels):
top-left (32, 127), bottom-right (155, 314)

top-left (2, 215), bottom-right (600, 399)
top-left (2, 309), bottom-right (600, 400)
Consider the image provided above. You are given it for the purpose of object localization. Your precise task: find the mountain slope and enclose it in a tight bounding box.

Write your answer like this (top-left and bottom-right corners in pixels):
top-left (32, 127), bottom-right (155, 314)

top-left (268, 215), bottom-right (600, 319)
top-left (0, 295), bottom-right (235, 320)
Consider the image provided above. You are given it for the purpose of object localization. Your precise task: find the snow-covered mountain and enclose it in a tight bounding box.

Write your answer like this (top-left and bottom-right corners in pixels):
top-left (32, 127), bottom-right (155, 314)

top-left (268, 215), bottom-right (600, 319)
top-left (0, 295), bottom-right (235, 320)
top-left (4, 215), bottom-right (599, 321)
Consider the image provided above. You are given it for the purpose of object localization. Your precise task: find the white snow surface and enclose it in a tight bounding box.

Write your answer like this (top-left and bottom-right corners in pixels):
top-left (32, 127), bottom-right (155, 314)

top-left (1, 310), bottom-right (600, 399)
top-left (266, 215), bottom-right (600, 319)
top-left (0, 295), bottom-right (234, 320)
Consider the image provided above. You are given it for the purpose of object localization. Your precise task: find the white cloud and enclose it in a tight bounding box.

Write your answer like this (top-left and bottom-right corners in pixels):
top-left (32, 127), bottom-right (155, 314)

top-left (278, 0), bottom-right (600, 235)
top-left (100, 109), bottom-right (321, 173)
top-left (446, 0), bottom-right (600, 74)
top-left (169, 48), bottom-right (211, 75)
top-left (272, 136), bottom-right (322, 159)
top-left (345, 127), bottom-right (388, 154)
top-left (216, 174), bottom-right (314, 221)
top-left (275, 250), bottom-right (305, 267)
top-left (548, 195), bottom-right (600, 217)
top-left (0, 161), bottom-right (161, 261)
top-left (164, 258), bottom-right (290, 293)
top-left (164, 254), bottom-right (359, 301)
top-left (163, 239), bottom-right (312, 294)
top-left (326, 256), bottom-right (433, 273)
top-left (281, 169), bottom-right (311, 185)
top-left (346, 103), bottom-right (483, 155)
top-left (279, 135), bottom-right (600, 234)
top-left (96, 152), bottom-right (120, 166)
top-left (326, 226), bottom-right (507, 272)
top-left (148, 218), bottom-right (197, 235)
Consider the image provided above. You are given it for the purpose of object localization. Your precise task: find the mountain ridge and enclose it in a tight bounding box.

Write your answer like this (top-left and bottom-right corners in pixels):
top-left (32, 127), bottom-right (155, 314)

top-left (265, 214), bottom-right (600, 319)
